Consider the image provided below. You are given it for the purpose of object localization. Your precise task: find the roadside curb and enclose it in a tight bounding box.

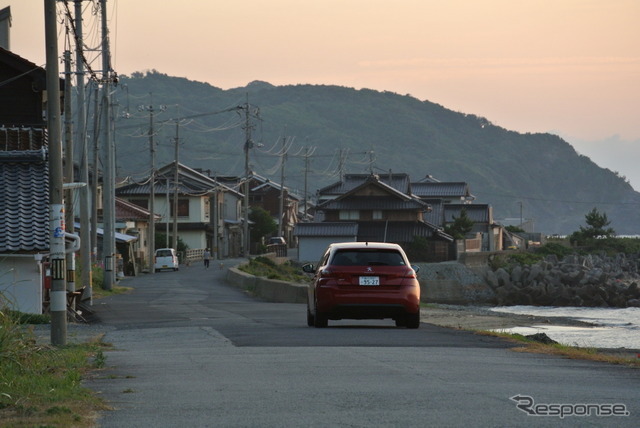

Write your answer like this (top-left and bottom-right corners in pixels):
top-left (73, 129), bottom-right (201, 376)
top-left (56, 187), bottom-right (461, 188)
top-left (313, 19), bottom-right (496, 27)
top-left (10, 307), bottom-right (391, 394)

top-left (225, 267), bottom-right (307, 304)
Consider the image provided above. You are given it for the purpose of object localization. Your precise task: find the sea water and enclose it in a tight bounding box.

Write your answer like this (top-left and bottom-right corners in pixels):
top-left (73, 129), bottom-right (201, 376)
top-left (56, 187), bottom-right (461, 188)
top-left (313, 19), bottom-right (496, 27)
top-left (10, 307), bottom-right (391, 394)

top-left (490, 306), bottom-right (640, 349)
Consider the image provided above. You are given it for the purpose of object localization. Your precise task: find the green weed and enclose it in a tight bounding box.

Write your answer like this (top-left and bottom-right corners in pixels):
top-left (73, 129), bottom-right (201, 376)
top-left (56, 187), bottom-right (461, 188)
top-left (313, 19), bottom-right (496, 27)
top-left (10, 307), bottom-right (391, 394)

top-left (0, 301), bottom-right (109, 427)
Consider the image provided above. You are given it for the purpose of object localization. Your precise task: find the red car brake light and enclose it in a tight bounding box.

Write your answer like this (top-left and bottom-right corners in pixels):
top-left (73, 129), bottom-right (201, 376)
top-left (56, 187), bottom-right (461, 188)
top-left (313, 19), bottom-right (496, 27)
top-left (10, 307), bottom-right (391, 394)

top-left (404, 268), bottom-right (417, 279)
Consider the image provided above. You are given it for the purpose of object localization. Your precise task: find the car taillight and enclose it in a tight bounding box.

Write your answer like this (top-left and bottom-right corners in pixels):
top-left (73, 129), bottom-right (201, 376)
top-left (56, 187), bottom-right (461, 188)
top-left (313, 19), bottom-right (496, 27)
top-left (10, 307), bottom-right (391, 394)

top-left (319, 268), bottom-right (334, 279)
top-left (317, 269), bottom-right (338, 285)
top-left (403, 268), bottom-right (417, 279)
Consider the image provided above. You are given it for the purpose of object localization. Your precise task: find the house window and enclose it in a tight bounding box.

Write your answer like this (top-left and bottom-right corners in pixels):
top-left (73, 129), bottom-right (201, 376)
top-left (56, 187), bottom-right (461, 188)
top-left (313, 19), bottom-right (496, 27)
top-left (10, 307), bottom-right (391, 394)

top-left (129, 199), bottom-right (148, 209)
top-left (373, 210), bottom-right (383, 220)
top-left (339, 210), bottom-right (359, 220)
top-left (170, 199), bottom-right (190, 217)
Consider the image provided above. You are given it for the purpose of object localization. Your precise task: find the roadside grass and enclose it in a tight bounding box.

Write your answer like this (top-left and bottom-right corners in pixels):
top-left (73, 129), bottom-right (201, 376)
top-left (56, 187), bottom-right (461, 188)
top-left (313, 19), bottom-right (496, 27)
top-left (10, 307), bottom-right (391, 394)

top-left (477, 330), bottom-right (640, 368)
top-left (0, 270), bottom-right (128, 428)
top-left (0, 308), bottom-right (111, 427)
top-left (238, 256), bottom-right (310, 283)
top-left (92, 283), bottom-right (132, 300)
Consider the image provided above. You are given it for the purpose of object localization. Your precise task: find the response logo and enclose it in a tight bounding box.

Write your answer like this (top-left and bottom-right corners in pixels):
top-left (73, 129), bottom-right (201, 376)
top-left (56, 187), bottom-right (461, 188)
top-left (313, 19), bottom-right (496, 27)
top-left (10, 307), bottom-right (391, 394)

top-left (511, 395), bottom-right (630, 419)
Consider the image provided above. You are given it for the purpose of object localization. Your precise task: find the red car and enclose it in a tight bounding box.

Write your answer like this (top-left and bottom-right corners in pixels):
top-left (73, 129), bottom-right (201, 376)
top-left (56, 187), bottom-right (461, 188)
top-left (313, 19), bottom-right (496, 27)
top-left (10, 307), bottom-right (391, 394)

top-left (302, 242), bottom-right (421, 328)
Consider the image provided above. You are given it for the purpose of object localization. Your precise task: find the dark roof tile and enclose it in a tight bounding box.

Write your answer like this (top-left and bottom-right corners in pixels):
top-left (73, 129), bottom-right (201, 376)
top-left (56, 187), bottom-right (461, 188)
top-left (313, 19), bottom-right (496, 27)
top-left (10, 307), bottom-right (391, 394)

top-left (0, 150), bottom-right (49, 252)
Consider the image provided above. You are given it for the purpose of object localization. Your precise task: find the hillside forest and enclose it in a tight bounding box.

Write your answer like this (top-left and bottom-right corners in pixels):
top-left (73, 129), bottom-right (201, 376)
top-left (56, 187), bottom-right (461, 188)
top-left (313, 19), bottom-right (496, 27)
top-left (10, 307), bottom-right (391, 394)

top-left (105, 71), bottom-right (640, 235)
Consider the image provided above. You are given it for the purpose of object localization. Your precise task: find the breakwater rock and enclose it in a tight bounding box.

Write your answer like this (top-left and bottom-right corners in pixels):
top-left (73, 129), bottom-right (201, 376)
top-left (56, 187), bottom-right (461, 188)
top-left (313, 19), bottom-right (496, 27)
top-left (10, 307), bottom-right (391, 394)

top-left (485, 253), bottom-right (640, 307)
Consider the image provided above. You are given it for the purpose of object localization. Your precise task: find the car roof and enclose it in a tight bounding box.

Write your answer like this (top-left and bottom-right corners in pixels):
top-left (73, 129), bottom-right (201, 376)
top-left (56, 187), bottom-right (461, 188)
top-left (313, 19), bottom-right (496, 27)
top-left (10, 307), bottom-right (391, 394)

top-left (327, 242), bottom-right (403, 251)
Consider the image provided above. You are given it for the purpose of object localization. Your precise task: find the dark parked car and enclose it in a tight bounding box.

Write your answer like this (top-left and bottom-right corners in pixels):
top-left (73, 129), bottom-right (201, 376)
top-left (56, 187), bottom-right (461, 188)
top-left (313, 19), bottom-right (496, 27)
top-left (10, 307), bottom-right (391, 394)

top-left (302, 242), bottom-right (421, 328)
top-left (268, 236), bottom-right (286, 245)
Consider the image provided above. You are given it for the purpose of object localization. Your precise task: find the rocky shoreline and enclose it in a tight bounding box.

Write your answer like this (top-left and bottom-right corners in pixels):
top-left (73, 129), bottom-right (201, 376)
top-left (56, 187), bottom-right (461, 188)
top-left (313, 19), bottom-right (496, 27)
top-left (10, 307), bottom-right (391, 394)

top-left (485, 253), bottom-right (640, 307)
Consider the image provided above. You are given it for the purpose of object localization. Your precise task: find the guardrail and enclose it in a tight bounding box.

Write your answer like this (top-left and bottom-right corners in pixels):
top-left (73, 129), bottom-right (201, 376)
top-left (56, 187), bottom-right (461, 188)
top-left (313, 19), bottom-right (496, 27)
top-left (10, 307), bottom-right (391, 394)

top-left (266, 244), bottom-right (287, 257)
top-left (184, 248), bottom-right (205, 264)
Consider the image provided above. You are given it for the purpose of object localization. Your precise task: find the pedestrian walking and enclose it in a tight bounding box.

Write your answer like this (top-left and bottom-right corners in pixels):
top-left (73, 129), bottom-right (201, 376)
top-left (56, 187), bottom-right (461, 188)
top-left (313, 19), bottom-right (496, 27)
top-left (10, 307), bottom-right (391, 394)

top-left (204, 248), bottom-right (211, 268)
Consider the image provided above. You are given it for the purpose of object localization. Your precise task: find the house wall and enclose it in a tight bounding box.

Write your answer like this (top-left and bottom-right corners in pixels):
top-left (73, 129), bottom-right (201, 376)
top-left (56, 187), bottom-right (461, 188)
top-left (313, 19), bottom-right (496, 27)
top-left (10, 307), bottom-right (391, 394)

top-left (297, 236), bottom-right (357, 264)
top-left (222, 192), bottom-right (241, 220)
top-left (179, 230), bottom-right (207, 253)
top-left (324, 211), bottom-right (417, 222)
top-left (121, 220), bottom-right (150, 271)
top-left (262, 188), bottom-right (282, 216)
top-left (0, 69), bottom-right (45, 126)
top-left (217, 192), bottom-right (243, 258)
top-left (151, 194), bottom-right (209, 223)
top-left (0, 257), bottom-right (43, 314)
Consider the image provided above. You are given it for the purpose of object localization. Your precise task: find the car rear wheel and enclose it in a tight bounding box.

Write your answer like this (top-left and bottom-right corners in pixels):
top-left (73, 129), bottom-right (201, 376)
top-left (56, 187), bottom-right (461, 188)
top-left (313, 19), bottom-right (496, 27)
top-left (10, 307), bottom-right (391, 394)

top-left (405, 312), bottom-right (420, 329)
top-left (306, 304), bottom-right (315, 327)
top-left (314, 313), bottom-right (328, 328)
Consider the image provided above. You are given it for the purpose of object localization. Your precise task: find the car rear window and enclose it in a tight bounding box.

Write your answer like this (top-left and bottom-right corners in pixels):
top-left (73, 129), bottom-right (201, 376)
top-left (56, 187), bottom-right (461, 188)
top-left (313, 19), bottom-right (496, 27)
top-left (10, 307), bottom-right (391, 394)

top-left (331, 249), bottom-right (406, 266)
top-left (156, 250), bottom-right (173, 257)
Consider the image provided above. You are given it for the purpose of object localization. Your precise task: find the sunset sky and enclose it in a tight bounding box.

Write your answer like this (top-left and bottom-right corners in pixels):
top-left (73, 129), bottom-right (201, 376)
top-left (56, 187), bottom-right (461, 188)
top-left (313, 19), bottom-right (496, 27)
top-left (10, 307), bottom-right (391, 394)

top-left (4, 1), bottom-right (640, 185)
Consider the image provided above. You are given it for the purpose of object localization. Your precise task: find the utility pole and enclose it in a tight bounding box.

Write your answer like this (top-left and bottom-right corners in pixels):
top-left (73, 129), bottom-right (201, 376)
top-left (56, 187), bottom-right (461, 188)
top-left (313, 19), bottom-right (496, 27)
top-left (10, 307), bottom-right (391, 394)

top-left (368, 149), bottom-right (375, 174)
top-left (302, 146), bottom-right (314, 221)
top-left (45, 0), bottom-right (67, 346)
top-left (242, 96), bottom-right (254, 255)
top-left (338, 148), bottom-right (346, 181)
top-left (145, 97), bottom-right (158, 273)
top-left (278, 133), bottom-right (286, 238)
top-left (90, 80), bottom-right (99, 264)
top-left (63, 50), bottom-right (76, 302)
top-left (74, 0), bottom-right (91, 302)
top-left (100, 0), bottom-right (115, 290)
top-left (172, 119), bottom-right (179, 252)
top-left (519, 201), bottom-right (523, 227)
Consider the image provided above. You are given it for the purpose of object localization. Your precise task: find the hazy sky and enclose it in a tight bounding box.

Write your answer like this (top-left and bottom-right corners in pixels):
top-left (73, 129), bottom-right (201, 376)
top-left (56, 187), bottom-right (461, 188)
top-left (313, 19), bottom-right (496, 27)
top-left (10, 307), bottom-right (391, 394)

top-left (4, 1), bottom-right (640, 184)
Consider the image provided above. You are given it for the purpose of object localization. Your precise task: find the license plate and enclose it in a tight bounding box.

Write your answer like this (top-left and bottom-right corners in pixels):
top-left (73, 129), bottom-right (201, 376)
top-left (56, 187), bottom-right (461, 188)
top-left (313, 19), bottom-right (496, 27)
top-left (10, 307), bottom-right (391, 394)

top-left (359, 276), bottom-right (380, 286)
top-left (162, 265), bottom-right (168, 268)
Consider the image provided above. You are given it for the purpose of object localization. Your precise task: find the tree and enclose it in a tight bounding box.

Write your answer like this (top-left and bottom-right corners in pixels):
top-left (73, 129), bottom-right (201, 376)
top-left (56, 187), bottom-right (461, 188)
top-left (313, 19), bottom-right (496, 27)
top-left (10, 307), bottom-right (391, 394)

top-left (505, 225), bottom-right (525, 234)
top-left (569, 207), bottom-right (615, 245)
top-left (444, 208), bottom-right (474, 240)
top-left (248, 206), bottom-right (277, 244)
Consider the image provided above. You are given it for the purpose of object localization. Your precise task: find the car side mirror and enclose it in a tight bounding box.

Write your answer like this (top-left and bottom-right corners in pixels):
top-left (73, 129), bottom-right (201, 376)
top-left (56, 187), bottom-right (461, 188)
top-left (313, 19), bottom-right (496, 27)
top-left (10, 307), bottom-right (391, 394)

top-left (302, 263), bottom-right (316, 274)
top-left (412, 265), bottom-right (420, 274)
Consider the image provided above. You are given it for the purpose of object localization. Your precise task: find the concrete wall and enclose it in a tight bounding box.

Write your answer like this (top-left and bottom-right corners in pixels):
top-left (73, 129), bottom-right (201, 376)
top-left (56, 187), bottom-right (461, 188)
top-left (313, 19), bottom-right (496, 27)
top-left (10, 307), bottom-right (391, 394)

top-left (226, 267), bottom-right (307, 304)
top-left (226, 259), bottom-right (495, 306)
top-left (0, 257), bottom-right (44, 314)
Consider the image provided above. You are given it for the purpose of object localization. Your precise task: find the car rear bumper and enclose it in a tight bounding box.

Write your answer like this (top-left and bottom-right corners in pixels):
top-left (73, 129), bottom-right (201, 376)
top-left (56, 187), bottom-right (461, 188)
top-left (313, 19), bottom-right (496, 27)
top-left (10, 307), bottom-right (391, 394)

top-left (315, 285), bottom-right (420, 320)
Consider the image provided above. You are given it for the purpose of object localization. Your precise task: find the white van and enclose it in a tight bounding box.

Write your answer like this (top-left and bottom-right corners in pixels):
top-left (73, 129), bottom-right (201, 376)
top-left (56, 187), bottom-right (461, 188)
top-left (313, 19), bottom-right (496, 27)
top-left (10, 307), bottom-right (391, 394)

top-left (154, 248), bottom-right (179, 271)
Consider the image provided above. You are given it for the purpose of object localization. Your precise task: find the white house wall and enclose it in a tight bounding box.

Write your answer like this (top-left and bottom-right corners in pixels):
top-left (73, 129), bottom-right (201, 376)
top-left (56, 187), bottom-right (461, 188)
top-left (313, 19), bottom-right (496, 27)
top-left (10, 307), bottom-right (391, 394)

top-left (180, 230), bottom-right (207, 252)
top-left (0, 257), bottom-right (43, 314)
top-left (298, 236), bottom-right (356, 264)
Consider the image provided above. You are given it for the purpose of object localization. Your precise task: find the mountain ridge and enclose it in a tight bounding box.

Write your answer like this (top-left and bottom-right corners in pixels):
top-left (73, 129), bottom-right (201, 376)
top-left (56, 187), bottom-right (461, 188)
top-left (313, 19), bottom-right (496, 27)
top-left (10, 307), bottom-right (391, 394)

top-left (112, 71), bottom-right (640, 235)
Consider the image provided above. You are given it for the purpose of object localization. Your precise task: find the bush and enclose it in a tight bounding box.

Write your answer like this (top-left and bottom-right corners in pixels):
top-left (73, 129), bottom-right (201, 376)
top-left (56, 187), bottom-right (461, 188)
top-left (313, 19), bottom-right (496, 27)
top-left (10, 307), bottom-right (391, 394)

top-left (239, 258), bottom-right (310, 283)
top-left (5, 310), bottom-right (50, 325)
top-left (533, 242), bottom-right (576, 258)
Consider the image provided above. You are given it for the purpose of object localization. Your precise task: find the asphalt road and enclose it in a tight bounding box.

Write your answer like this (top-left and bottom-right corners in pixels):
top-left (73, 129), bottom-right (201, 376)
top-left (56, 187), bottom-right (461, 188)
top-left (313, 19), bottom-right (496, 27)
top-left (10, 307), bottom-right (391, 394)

top-left (88, 259), bottom-right (640, 427)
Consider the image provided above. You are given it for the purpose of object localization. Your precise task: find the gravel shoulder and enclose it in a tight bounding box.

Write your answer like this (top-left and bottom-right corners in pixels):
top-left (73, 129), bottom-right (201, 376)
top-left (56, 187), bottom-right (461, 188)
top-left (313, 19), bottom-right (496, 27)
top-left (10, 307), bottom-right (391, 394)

top-left (420, 304), bottom-right (596, 331)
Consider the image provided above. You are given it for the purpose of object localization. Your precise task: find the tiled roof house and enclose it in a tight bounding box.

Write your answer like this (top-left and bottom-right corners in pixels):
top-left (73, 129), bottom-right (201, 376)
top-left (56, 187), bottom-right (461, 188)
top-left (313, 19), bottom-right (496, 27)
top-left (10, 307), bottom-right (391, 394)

top-left (116, 162), bottom-right (245, 258)
top-left (0, 44), bottom-right (58, 314)
top-left (295, 173), bottom-right (453, 262)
